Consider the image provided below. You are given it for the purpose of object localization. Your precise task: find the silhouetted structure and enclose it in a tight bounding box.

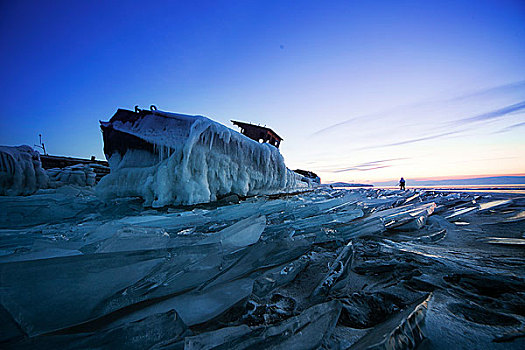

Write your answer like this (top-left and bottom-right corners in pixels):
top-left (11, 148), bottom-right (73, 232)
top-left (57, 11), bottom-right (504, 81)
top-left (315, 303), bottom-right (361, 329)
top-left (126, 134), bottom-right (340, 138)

top-left (399, 177), bottom-right (406, 190)
top-left (40, 154), bottom-right (109, 182)
top-left (231, 121), bottom-right (283, 148)
top-left (294, 169), bottom-right (321, 184)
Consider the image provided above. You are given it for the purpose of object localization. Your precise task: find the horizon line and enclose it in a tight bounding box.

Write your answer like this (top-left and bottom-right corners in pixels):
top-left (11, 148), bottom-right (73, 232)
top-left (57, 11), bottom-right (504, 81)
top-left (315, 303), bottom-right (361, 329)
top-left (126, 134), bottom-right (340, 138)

top-left (327, 173), bottom-right (525, 184)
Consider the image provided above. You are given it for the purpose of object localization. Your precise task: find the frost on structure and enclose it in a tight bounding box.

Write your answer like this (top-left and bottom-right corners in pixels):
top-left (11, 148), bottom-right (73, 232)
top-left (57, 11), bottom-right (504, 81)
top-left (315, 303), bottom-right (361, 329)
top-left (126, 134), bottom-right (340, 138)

top-left (97, 109), bottom-right (310, 207)
top-left (0, 145), bottom-right (48, 196)
top-left (47, 164), bottom-right (97, 187)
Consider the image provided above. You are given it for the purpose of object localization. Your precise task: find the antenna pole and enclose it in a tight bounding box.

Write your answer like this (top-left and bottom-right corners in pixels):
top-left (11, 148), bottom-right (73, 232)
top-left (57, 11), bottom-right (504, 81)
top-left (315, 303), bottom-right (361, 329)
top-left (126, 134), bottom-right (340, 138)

top-left (34, 134), bottom-right (47, 155)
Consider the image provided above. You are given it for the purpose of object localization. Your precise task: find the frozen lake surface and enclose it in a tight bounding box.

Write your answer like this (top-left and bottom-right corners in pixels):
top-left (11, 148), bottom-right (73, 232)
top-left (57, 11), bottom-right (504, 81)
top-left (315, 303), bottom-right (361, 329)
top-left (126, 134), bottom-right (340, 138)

top-left (1, 187), bottom-right (524, 349)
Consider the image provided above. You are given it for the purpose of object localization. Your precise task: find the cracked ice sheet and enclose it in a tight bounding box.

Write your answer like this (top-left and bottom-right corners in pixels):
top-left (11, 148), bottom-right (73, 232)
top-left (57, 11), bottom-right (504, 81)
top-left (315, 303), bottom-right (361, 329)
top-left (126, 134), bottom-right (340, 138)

top-left (0, 243), bottom-right (223, 336)
top-left (107, 277), bottom-right (254, 328)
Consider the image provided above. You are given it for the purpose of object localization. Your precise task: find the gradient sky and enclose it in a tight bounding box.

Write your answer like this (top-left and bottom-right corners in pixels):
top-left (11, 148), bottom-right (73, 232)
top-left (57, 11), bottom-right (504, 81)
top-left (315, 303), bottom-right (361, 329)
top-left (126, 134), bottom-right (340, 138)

top-left (1, 0), bottom-right (524, 183)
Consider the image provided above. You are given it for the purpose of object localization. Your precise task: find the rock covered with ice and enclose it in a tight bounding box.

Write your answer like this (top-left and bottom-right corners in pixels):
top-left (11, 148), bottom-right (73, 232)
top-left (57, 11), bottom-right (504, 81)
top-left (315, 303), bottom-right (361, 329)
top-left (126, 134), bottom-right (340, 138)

top-left (0, 145), bottom-right (48, 196)
top-left (47, 164), bottom-right (97, 187)
top-left (97, 109), bottom-right (310, 207)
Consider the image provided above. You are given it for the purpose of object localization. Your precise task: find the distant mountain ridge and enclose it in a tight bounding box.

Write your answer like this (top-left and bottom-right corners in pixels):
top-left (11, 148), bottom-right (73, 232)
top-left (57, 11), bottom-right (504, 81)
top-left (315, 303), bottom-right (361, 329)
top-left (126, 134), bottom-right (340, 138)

top-left (373, 175), bottom-right (525, 187)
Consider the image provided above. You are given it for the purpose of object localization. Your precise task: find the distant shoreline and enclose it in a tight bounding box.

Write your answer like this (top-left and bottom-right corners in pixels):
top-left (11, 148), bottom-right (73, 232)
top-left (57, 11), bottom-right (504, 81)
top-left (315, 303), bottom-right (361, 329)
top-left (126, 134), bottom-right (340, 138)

top-left (331, 184), bottom-right (525, 195)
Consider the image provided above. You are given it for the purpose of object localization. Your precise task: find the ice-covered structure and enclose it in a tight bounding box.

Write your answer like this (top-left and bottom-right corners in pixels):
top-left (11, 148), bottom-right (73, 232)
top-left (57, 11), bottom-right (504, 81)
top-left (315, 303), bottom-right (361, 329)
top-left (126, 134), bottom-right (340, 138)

top-left (97, 107), bottom-right (311, 207)
top-left (0, 145), bottom-right (48, 196)
top-left (47, 164), bottom-right (97, 187)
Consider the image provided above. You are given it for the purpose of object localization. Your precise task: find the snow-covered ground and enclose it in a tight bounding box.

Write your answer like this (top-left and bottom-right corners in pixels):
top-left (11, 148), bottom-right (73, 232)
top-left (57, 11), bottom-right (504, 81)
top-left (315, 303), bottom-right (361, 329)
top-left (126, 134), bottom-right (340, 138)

top-left (1, 186), bottom-right (524, 349)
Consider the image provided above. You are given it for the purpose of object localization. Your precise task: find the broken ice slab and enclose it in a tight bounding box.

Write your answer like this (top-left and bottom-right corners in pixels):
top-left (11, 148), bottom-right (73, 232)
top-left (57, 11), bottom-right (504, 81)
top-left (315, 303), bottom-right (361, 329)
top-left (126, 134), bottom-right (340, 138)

top-left (0, 249), bottom-right (166, 337)
top-left (93, 221), bottom-right (247, 254)
top-left (349, 293), bottom-right (431, 350)
top-left (322, 216), bottom-right (385, 243)
top-left (403, 193), bottom-right (421, 205)
top-left (0, 247), bottom-right (83, 263)
top-left (269, 209), bottom-right (364, 237)
top-left (243, 293), bottom-right (297, 326)
top-left (187, 300), bottom-right (341, 350)
top-left (493, 326), bottom-right (525, 343)
top-left (380, 203), bottom-right (437, 232)
top-left (0, 187), bottom-right (102, 229)
top-left (94, 226), bottom-right (175, 253)
top-left (201, 215), bottom-right (266, 251)
top-left (117, 210), bottom-right (212, 230)
top-left (289, 193), bottom-right (362, 218)
top-left (253, 253), bottom-right (310, 297)
top-left (415, 229), bottom-right (447, 244)
top-left (0, 243), bottom-right (223, 336)
top-left (108, 277), bottom-right (254, 328)
top-left (95, 243), bottom-right (225, 316)
top-left (10, 309), bottom-right (191, 350)
top-left (444, 206), bottom-right (477, 219)
top-left (478, 199), bottom-right (513, 212)
top-left (311, 241), bottom-right (353, 299)
top-left (504, 210), bottom-right (525, 222)
top-left (482, 237), bottom-right (525, 246)
top-left (185, 325), bottom-right (252, 350)
top-left (241, 300), bottom-right (341, 349)
top-left (201, 237), bottom-right (312, 290)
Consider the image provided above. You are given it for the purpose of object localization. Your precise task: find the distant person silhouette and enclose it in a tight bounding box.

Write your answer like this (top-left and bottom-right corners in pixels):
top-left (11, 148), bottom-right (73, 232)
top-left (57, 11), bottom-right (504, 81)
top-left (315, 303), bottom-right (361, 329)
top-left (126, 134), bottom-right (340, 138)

top-left (399, 177), bottom-right (406, 191)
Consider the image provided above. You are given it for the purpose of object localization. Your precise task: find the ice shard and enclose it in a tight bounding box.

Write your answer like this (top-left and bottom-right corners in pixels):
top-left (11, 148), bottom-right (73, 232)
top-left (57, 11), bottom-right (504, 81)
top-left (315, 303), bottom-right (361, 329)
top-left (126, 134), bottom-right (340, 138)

top-left (349, 294), bottom-right (431, 349)
top-left (0, 243), bottom-right (223, 336)
top-left (185, 300), bottom-right (341, 349)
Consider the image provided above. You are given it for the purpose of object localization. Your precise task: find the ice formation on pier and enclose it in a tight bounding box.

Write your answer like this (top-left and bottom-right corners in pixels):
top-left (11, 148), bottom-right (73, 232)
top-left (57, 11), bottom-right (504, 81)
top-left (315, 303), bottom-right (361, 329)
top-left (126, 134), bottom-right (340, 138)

top-left (47, 164), bottom-right (97, 187)
top-left (0, 145), bottom-right (48, 196)
top-left (97, 109), bottom-right (310, 207)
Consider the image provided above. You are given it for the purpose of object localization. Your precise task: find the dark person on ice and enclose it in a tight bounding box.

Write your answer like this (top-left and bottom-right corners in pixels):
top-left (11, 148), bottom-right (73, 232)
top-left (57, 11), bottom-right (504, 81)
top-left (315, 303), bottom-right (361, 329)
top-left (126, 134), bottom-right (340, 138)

top-left (399, 177), bottom-right (406, 190)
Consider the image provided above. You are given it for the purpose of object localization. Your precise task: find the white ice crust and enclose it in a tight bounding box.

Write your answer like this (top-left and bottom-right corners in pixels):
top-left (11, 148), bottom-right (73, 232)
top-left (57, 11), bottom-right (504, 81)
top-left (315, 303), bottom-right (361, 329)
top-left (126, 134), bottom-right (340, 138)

top-left (0, 145), bottom-right (48, 196)
top-left (96, 111), bottom-right (309, 207)
top-left (47, 164), bottom-right (97, 188)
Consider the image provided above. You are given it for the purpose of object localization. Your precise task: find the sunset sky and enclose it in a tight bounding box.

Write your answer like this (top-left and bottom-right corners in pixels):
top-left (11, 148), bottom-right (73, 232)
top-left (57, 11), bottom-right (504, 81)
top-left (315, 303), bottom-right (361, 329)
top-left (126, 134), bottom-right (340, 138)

top-left (1, 0), bottom-right (524, 183)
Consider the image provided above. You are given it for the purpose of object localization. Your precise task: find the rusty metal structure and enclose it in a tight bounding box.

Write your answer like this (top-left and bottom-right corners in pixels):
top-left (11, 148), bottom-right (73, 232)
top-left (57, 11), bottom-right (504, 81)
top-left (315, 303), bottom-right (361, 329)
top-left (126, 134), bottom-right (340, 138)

top-left (231, 121), bottom-right (283, 148)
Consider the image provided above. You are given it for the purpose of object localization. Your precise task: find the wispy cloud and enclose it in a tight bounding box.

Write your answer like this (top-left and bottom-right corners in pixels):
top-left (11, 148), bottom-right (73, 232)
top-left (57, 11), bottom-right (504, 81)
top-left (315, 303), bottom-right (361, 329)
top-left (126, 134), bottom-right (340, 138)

top-left (320, 158), bottom-right (407, 173)
top-left (445, 80), bottom-right (525, 103)
top-left (311, 80), bottom-right (525, 136)
top-left (453, 100), bottom-right (525, 126)
top-left (356, 130), bottom-right (463, 150)
top-left (494, 121), bottom-right (525, 134)
top-left (332, 165), bottom-right (391, 173)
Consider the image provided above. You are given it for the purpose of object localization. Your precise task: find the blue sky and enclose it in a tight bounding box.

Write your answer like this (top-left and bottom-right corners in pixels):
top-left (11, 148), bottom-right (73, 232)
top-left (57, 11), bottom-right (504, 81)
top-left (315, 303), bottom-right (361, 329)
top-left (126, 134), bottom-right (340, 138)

top-left (1, 0), bottom-right (524, 183)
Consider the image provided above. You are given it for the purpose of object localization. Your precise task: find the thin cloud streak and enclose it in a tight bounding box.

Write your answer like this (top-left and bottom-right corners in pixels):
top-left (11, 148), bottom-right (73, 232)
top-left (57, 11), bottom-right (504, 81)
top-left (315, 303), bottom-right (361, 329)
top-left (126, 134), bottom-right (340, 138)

top-left (356, 130), bottom-right (462, 150)
top-left (319, 158), bottom-right (408, 173)
top-left (494, 121), bottom-right (525, 134)
top-left (340, 100), bottom-right (523, 151)
top-left (453, 100), bottom-right (525, 125)
top-left (332, 165), bottom-right (391, 173)
top-left (311, 80), bottom-right (525, 136)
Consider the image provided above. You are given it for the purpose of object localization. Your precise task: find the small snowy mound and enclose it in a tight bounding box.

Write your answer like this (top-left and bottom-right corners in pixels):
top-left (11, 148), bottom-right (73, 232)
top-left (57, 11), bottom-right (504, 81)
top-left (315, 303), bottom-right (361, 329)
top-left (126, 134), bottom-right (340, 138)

top-left (47, 164), bottom-right (97, 188)
top-left (0, 145), bottom-right (48, 196)
top-left (97, 110), bottom-right (309, 207)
